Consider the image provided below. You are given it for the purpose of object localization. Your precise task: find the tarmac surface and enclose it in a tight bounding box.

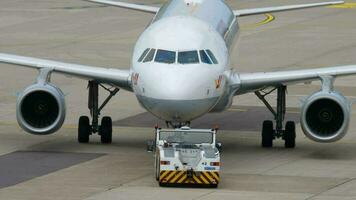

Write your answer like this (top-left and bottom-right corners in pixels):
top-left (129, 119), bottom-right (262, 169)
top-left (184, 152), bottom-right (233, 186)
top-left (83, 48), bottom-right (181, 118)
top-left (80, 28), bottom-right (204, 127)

top-left (0, 0), bottom-right (356, 199)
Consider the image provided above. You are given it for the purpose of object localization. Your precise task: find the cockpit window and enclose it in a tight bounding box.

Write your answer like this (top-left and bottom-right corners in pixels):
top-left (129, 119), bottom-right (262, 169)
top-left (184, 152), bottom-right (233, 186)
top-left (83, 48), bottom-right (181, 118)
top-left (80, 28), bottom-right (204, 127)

top-left (155, 49), bottom-right (176, 64)
top-left (178, 50), bottom-right (199, 64)
top-left (205, 50), bottom-right (218, 64)
top-left (138, 48), bottom-right (218, 65)
top-left (199, 50), bottom-right (212, 64)
top-left (143, 48), bottom-right (156, 63)
top-left (138, 48), bottom-right (150, 62)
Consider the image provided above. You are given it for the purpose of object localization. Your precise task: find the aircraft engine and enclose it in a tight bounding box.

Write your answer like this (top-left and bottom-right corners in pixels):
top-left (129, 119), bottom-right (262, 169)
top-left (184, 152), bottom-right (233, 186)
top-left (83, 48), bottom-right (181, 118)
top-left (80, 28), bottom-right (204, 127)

top-left (16, 83), bottom-right (66, 135)
top-left (301, 91), bottom-right (350, 143)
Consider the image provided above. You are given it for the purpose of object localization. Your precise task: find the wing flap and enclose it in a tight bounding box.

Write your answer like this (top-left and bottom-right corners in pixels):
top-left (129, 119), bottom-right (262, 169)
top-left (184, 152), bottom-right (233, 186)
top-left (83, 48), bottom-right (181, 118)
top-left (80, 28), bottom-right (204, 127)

top-left (86, 0), bottom-right (159, 13)
top-left (234, 1), bottom-right (344, 17)
top-left (0, 53), bottom-right (132, 91)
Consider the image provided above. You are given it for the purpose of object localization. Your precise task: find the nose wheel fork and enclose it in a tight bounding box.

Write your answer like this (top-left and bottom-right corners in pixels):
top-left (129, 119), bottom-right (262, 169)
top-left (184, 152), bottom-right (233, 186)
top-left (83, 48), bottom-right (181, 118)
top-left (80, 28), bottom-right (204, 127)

top-left (255, 86), bottom-right (296, 148)
top-left (165, 121), bottom-right (191, 128)
top-left (78, 81), bottom-right (119, 144)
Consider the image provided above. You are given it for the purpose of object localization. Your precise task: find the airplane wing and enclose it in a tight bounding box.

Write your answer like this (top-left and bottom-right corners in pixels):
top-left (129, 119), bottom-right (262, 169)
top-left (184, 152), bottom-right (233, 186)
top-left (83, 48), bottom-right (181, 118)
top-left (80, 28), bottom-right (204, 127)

top-left (85, 0), bottom-right (159, 13)
top-left (233, 1), bottom-right (344, 17)
top-left (227, 65), bottom-right (356, 94)
top-left (85, 1), bottom-right (344, 17)
top-left (0, 53), bottom-right (132, 91)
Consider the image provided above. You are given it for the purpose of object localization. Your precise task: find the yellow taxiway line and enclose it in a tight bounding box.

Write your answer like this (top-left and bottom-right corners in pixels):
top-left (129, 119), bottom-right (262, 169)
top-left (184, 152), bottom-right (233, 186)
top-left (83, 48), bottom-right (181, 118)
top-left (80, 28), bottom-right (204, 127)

top-left (329, 3), bottom-right (356, 9)
top-left (241, 13), bottom-right (275, 29)
top-left (241, 2), bottom-right (356, 30)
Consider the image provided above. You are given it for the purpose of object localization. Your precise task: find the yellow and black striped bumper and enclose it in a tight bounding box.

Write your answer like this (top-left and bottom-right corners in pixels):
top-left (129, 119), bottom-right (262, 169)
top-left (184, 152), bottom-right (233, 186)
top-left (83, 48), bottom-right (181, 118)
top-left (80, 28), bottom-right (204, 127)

top-left (159, 170), bottom-right (220, 185)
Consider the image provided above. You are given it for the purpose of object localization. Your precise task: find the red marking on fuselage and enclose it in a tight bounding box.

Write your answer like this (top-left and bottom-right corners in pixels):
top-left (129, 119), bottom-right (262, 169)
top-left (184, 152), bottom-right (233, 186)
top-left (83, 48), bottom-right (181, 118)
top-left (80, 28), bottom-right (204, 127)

top-left (215, 75), bottom-right (223, 89)
top-left (132, 73), bottom-right (139, 85)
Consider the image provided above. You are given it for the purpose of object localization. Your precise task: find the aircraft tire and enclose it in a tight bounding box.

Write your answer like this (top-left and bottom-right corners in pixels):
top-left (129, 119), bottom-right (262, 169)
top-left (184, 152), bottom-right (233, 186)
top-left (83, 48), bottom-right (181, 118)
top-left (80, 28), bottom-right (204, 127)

top-left (155, 153), bottom-right (160, 181)
top-left (284, 121), bottom-right (296, 148)
top-left (262, 120), bottom-right (274, 148)
top-left (78, 116), bottom-right (90, 143)
top-left (100, 116), bottom-right (112, 144)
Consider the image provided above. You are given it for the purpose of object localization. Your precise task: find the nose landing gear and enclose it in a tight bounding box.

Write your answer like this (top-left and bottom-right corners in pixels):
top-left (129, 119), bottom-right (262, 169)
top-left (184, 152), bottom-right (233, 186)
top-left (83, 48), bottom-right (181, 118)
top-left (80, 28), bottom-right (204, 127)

top-left (78, 81), bottom-right (119, 144)
top-left (165, 121), bottom-right (191, 128)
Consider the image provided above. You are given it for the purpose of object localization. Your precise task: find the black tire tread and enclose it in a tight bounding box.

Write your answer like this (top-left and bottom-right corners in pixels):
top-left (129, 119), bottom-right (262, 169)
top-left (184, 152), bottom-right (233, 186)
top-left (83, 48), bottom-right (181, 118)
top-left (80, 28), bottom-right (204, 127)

top-left (78, 116), bottom-right (90, 143)
top-left (285, 121), bottom-right (296, 148)
top-left (100, 116), bottom-right (112, 144)
top-left (262, 120), bottom-right (274, 148)
top-left (155, 153), bottom-right (160, 181)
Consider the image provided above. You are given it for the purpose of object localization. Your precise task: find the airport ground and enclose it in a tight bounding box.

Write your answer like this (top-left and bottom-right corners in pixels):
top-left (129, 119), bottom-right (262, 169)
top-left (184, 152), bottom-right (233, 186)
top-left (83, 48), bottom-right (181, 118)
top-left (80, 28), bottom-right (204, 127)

top-left (0, 0), bottom-right (356, 199)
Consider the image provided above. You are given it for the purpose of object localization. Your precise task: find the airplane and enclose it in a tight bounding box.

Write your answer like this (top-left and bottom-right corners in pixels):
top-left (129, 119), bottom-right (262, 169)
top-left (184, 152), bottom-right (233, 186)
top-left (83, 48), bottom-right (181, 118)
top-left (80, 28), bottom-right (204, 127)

top-left (0, 0), bottom-right (353, 149)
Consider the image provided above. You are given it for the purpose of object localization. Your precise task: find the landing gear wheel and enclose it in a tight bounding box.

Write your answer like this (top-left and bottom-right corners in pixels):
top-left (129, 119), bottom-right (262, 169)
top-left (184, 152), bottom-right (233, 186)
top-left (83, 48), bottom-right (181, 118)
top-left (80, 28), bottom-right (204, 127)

top-left (262, 120), bottom-right (274, 148)
top-left (155, 154), bottom-right (160, 181)
top-left (78, 116), bottom-right (90, 143)
top-left (100, 116), bottom-right (112, 144)
top-left (284, 121), bottom-right (296, 148)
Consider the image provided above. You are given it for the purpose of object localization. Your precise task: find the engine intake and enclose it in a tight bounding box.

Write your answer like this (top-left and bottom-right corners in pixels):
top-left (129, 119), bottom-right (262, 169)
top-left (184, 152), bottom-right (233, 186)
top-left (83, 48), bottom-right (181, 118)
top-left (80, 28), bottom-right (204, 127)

top-left (17, 83), bottom-right (66, 135)
top-left (301, 91), bottom-right (350, 143)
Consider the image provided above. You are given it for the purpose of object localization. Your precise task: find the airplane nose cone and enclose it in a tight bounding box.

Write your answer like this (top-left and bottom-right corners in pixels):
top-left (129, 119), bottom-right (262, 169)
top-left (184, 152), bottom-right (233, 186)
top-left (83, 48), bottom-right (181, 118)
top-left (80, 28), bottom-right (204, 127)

top-left (142, 65), bottom-right (217, 100)
top-left (137, 95), bottom-right (219, 122)
top-left (136, 66), bottom-right (220, 122)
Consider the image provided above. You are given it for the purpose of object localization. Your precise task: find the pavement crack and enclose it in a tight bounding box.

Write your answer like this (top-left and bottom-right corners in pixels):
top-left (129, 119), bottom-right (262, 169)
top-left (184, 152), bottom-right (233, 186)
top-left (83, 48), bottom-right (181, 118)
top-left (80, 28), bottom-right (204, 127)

top-left (305, 177), bottom-right (356, 200)
top-left (119, 172), bottom-right (152, 187)
top-left (193, 190), bottom-right (217, 200)
top-left (259, 156), bottom-right (302, 175)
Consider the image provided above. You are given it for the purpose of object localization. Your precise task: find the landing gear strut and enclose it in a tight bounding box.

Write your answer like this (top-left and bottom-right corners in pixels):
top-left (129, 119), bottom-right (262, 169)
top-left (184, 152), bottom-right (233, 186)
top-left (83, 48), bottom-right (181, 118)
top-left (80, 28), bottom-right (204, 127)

top-left (78, 81), bottom-right (119, 144)
top-left (255, 86), bottom-right (296, 148)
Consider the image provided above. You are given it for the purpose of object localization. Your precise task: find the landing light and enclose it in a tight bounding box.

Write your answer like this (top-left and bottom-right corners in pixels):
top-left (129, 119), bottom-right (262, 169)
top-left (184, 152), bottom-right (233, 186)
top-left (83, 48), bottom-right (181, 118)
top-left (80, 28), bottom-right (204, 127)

top-left (210, 162), bottom-right (220, 166)
top-left (160, 161), bottom-right (170, 165)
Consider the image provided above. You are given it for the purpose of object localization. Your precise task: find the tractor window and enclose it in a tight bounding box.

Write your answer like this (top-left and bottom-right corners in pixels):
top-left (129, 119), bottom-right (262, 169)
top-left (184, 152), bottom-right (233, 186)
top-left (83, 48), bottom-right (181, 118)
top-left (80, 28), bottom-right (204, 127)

top-left (159, 131), bottom-right (213, 144)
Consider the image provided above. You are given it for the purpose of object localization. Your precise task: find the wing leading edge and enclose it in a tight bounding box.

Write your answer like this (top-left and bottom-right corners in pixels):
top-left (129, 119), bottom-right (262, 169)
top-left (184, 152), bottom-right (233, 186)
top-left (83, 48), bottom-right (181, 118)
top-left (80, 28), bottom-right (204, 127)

top-left (85, 0), bottom-right (159, 13)
top-left (234, 1), bottom-right (344, 17)
top-left (0, 53), bottom-right (132, 91)
top-left (84, 1), bottom-right (344, 17)
top-left (228, 65), bottom-right (356, 94)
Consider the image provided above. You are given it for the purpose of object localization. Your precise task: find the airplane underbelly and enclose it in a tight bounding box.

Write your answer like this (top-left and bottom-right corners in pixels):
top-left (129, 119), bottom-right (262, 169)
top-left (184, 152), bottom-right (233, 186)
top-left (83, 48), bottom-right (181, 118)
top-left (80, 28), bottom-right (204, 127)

top-left (136, 95), bottom-right (219, 122)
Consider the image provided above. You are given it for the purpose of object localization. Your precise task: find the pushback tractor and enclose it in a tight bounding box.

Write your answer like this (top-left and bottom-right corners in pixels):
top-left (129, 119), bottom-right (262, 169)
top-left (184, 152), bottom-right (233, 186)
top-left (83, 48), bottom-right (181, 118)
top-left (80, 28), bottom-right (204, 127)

top-left (148, 126), bottom-right (221, 188)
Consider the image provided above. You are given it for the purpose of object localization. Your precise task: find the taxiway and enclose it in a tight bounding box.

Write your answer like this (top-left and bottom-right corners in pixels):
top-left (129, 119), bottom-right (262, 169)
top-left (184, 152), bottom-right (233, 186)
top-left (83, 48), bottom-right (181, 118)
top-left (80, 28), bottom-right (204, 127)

top-left (0, 0), bottom-right (356, 199)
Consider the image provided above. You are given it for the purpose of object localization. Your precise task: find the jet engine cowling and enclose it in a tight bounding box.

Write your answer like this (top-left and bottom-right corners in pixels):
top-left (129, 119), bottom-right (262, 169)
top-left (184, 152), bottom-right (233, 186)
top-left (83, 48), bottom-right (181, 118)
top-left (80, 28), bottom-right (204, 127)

top-left (301, 91), bottom-right (350, 143)
top-left (16, 83), bottom-right (66, 135)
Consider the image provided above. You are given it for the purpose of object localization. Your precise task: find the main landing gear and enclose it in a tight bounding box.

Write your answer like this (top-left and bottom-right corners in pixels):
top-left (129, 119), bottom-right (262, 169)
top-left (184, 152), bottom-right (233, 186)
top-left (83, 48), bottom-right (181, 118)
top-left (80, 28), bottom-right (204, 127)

top-left (78, 81), bottom-right (119, 144)
top-left (255, 85), bottom-right (296, 148)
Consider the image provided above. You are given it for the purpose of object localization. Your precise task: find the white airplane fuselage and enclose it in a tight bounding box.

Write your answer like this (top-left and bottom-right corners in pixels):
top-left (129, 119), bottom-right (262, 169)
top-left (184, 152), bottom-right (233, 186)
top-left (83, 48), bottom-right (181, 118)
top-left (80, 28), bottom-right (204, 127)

top-left (131, 0), bottom-right (239, 123)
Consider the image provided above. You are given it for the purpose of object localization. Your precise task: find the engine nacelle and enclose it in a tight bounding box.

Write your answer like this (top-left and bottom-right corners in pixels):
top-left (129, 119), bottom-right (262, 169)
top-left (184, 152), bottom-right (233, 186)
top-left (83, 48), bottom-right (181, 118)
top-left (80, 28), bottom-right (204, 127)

top-left (301, 91), bottom-right (350, 143)
top-left (16, 83), bottom-right (66, 135)
top-left (209, 87), bottom-right (234, 112)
